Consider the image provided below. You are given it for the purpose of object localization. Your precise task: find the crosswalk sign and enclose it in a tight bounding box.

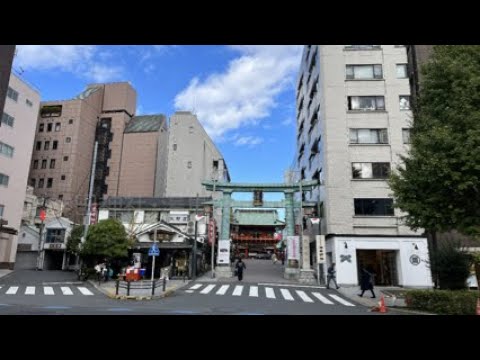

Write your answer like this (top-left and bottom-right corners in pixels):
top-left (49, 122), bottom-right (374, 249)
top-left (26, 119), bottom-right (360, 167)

top-left (149, 244), bottom-right (160, 257)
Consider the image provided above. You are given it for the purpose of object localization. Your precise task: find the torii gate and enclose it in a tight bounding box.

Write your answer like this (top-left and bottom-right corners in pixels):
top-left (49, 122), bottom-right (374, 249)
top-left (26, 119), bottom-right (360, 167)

top-left (202, 180), bottom-right (319, 281)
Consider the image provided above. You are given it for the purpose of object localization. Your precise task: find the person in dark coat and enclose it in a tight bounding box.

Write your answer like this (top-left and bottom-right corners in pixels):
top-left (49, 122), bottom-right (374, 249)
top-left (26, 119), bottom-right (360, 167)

top-left (326, 263), bottom-right (340, 289)
top-left (235, 258), bottom-right (246, 281)
top-left (358, 267), bottom-right (376, 298)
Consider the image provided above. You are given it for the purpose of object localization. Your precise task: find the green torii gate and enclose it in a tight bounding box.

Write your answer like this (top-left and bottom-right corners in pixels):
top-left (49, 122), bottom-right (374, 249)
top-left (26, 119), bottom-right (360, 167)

top-left (202, 180), bottom-right (320, 241)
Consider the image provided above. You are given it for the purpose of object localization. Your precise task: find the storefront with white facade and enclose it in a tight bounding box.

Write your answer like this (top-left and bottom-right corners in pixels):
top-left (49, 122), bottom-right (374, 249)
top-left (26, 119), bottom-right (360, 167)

top-left (326, 235), bottom-right (433, 288)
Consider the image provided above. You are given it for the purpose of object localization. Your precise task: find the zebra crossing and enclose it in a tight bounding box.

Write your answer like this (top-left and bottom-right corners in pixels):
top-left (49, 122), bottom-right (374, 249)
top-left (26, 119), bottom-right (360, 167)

top-left (0, 285), bottom-right (95, 297)
top-left (185, 283), bottom-right (356, 306)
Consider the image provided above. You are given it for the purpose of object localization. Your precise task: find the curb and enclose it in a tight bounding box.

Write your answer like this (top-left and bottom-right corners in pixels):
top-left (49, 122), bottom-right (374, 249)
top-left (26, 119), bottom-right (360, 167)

top-left (0, 271), bottom-right (14, 281)
top-left (88, 280), bottom-right (185, 301)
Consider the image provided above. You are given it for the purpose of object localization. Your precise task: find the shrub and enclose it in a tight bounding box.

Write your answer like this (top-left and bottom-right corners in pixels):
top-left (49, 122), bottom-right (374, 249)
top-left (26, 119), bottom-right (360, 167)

top-left (433, 241), bottom-right (472, 290)
top-left (406, 289), bottom-right (478, 315)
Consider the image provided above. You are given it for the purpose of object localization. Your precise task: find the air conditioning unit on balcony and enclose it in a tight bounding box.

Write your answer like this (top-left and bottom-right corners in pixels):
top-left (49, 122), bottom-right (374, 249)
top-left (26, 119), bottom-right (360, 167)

top-left (187, 221), bottom-right (195, 235)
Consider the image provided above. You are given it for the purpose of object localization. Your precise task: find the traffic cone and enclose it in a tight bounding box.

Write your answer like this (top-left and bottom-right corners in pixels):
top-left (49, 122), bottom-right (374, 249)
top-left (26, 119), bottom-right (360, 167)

top-left (379, 295), bottom-right (387, 313)
top-left (476, 298), bottom-right (480, 315)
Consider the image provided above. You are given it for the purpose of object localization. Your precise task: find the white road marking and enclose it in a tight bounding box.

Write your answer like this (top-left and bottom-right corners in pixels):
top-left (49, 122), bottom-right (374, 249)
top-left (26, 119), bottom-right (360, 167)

top-left (44, 287), bottom-right (54, 295)
top-left (77, 287), bottom-right (94, 296)
top-left (6, 287), bottom-right (19, 295)
top-left (280, 289), bottom-right (294, 301)
top-left (61, 287), bottom-right (74, 295)
top-left (232, 285), bottom-right (244, 296)
top-left (189, 284), bottom-right (202, 290)
top-left (249, 286), bottom-right (258, 297)
top-left (296, 290), bottom-right (314, 303)
top-left (329, 294), bottom-right (355, 306)
top-left (312, 292), bottom-right (334, 304)
top-left (200, 284), bottom-right (216, 294)
top-left (25, 287), bottom-right (35, 295)
top-left (265, 287), bottom-right (276, 299)
top-left (185, 290), bottom-right (194, 293)
top-left (216, 285), bottom-right (230, 295)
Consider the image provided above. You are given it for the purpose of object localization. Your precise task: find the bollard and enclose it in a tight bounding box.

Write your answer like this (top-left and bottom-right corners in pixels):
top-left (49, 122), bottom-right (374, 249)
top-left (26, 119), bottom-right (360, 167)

top-left (152, 280), bottom-right (155, 296)
top-left (127, 281), bottom-right (131, 296)
top-left (163, 276), bottom-right (166, 292)
top-left (116, 280), bottom-right (120, 295)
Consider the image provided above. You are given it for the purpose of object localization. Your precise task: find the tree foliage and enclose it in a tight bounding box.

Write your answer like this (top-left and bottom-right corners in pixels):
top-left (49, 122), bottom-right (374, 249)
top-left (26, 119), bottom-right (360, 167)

top-left (66, 225), bottom-right (83, 255)
top-left (390, 45), bottom-right (480, 237)
top-left (81, 219), bottom-right (131, 261)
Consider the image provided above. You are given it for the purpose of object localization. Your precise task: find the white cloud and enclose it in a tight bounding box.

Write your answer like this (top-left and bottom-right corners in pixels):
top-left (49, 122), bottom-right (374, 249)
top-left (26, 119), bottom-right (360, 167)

top-left (281, 117), bottom-right (294, 126)
top-left (174, 45), bottom-right (303, 140)
top-left (14, 45), bottom-right (125, 82)
top-left (144, 63), bottom-right (156, 74)
top-left (234, 136), bottom-right (264, 147)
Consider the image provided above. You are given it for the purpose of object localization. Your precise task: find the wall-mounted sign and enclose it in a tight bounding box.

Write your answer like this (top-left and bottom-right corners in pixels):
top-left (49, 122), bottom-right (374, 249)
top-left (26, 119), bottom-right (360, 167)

top-left (287, 236), bottom-right (300, 260)
top-left (410, 254), bottom-right (421, 266)
top-left (315, 235), bottom-right (326, 264)
top-left (43, 243), bottom-right (65, 250)
top-left (217, 240), bottom-right (230, 265)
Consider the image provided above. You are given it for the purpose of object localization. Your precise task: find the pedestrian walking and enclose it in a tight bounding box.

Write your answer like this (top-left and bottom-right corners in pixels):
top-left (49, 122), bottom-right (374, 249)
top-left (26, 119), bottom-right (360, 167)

top-left (326, 263), bottom-right (340, 289)
top-left (235, 258), bottom-right (246, 281)
top-left (358, 267), bottom-right (376, 298)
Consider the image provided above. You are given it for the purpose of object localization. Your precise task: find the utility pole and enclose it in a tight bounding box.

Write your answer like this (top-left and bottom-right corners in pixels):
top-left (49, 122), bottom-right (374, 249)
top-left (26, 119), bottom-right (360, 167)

top-left (211, 167), bottom-right (217, 278)
top-left (192, 193), bottom-right (199, 280)
top-left (152, 227), bottom-right (157, 282)
top-left (299, 177), bottom-right (303, 270)
top-left (36, 197), bottom-right (47, 270)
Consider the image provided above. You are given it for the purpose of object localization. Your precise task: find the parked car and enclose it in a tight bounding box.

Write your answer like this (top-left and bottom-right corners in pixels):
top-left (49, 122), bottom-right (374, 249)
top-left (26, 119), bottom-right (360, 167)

top-left (255, 252), bottom-right (272, 260)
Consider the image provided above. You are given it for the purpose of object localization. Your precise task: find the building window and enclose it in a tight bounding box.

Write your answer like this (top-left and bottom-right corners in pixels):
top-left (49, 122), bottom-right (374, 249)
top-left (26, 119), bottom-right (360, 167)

top-left (0, 173), bottom-right (9, 187)
top-left (346, 65), bottom-right (383, 80)
top-left (344, 45), bottom-right (381, 51)
top-left (46, 229), bottom-right (66, 243)
top-left (36, 141), bottom-right (42, 150)
top-left (40, 105), bottom-right (62, 118)
top-left (352, 163), bottom-right (391, 179)
top-left (396, 64), bottom-right (408, 79)
top-left (65, 137), bottom-right (71, 143)
top-left (349, 129), bottom-right (389, 144)
top-left (61, 175), bottom-right (66, 180)
top-left (44, 141), bottom-right (50, 150)
top-left (63, 156), bottom-right (69, 161)
top-left (187, 161), bottom-right (192, 169)
top-left (354, 198), bottom-right (394, 216)
top-left (189, 126), bottom-right (194, 134)
top-left (0, 205), bottom-right (4, 217)
top-left (68, 119), bottom-right (73, 124)
top-left (33, 160), bottom-right (39, 169)
top-left (0, 141), bottom-right (14, 157)
top-left (173, 144), bottom-right (177, 151)
top-left (400, 96), bottom-right (411, 110)
top-left (41, 160), bottom-right (47, 169)
top-left (348, 96), bottom-right (385, 111)
top-left (47, 123), bottom-right (53, 132)
top-left (38, 178), bottom-right (44, 188)
top-left (47, 178), bottom-right (53, 188)
top-left (30, 178), bottom-right (36, 188)
top-left (58, 194), bottom-right (63, 200)
top-left (55, 123), bottom-right (61, 132)
top-left (213, 160), bottom-right (219, 170)
top-left (39, 123), bottom-right (44, 132)
top-left (26, 99), bottom-right (33, 107)
top-left (1, 112), bottom-right (14, 127)
top-left (7, 87), bottom-right (18, 102)
top-left (402, 128), bottom-right (412, 144)
top-left (50, 159), bottom-right (56, 169)
top-left (52, 141), bottom-right (58, 150)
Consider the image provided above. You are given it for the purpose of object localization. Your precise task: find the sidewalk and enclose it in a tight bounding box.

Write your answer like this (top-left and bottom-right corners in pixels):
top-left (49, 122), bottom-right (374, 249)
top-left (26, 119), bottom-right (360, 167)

top-left (89, 278), bottom-right (192, 300)
top-left (0, 270), bottom-right (13, 280)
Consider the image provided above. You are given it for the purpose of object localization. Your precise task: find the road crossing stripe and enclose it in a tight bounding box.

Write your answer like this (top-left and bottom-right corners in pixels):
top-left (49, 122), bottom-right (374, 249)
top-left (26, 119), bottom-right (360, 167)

top-left (6, 287), bottom-right (18, 295)
top-left (280, 288), bottom-right (294, 301)
top-left (265, 287), bottom-right (276, 299)
top-left (25, 286), bottom-right (35, 295)
top-left (200, 284), bottom-right (216, 294)
top-left (189, 284), bottom-right (202, 290)
top-left (216, 285), bottom-right (230, 295)
top-left (249, 286), bottom-right (258, 297)
top-left (77, 287), bottom-right (94, 295)
top-left (232, 285), bottom-right (243, 296)
top-left (61, 287), bottom-right (74, 295)
top-left (311, 292), bottom-right (334, 304)
top-left (44, 287), bottom-right (54, 295)
top-left (296, 290), bottom-right (314, 303)
top-left (329, 294), bottom-right (355, 306)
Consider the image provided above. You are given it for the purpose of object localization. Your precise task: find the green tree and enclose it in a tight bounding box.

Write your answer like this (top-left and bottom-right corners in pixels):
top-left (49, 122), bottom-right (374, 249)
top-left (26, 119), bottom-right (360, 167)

top-left (389, 45), bottom-right (480, 287)
top-left (81, 219), bottom-right (132, 262)
top-left (66, 225), bottom-right (84, 255)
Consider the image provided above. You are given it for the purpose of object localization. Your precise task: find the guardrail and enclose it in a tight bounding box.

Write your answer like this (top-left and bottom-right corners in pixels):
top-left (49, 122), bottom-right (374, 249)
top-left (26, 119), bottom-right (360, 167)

top-left (115, 278), bottom-right (167, 296)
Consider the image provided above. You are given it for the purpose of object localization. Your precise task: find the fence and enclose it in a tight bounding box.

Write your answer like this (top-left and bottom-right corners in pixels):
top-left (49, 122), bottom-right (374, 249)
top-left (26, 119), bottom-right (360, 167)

top-left (115, 278), bottom-right (167, 296)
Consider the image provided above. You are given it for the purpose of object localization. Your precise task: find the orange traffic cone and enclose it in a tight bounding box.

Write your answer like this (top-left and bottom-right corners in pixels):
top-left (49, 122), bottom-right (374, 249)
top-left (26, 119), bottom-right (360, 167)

top-left (476, 298), bottom-right (480, 315)
top-left (379, 295), bottom-right (387, 313)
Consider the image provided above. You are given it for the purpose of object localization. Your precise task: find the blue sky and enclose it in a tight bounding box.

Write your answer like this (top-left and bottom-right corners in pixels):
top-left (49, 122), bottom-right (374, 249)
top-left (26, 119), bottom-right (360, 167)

top-left (13, 45), bottom-right (302, 202)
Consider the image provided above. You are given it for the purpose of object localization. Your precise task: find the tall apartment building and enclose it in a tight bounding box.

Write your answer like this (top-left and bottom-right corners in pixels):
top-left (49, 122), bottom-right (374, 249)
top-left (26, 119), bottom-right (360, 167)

top-left (29, 82), bottom-right (136, 223)
top-left (0, 73), bottom-right (40, 269)
top-left (0, 45), bottom-right (15, 121)
top-left (295, 45), bottom-right (432, 288)
top-left (164, 111), bottom-right (230, 197)
top-left (406, 45), bottom-right (434, 103)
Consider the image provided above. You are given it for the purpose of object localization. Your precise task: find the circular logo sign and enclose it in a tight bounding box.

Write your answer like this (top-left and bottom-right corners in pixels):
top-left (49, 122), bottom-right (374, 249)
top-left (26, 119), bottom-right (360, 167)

top-left (410, 254), bottom-right (421, 266)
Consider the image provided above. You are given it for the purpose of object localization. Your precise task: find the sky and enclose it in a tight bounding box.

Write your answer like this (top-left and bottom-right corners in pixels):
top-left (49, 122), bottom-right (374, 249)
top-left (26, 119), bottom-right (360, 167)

top-left (13, 45), bottom-right (303, 203)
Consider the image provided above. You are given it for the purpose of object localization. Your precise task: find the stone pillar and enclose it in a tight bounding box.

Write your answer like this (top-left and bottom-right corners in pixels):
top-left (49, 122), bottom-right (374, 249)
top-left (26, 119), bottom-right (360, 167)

top-left (216, 189), bottom-right (233, 279)
top-left (299, 234), bottom-right (316, 284)
top-left (283, 190), bottom-right (300, 280)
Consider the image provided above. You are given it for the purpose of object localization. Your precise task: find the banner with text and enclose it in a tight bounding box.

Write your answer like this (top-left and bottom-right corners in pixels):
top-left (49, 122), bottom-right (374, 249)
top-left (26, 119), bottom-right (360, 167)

top-left (287, 236), bottom-right (300, 260)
